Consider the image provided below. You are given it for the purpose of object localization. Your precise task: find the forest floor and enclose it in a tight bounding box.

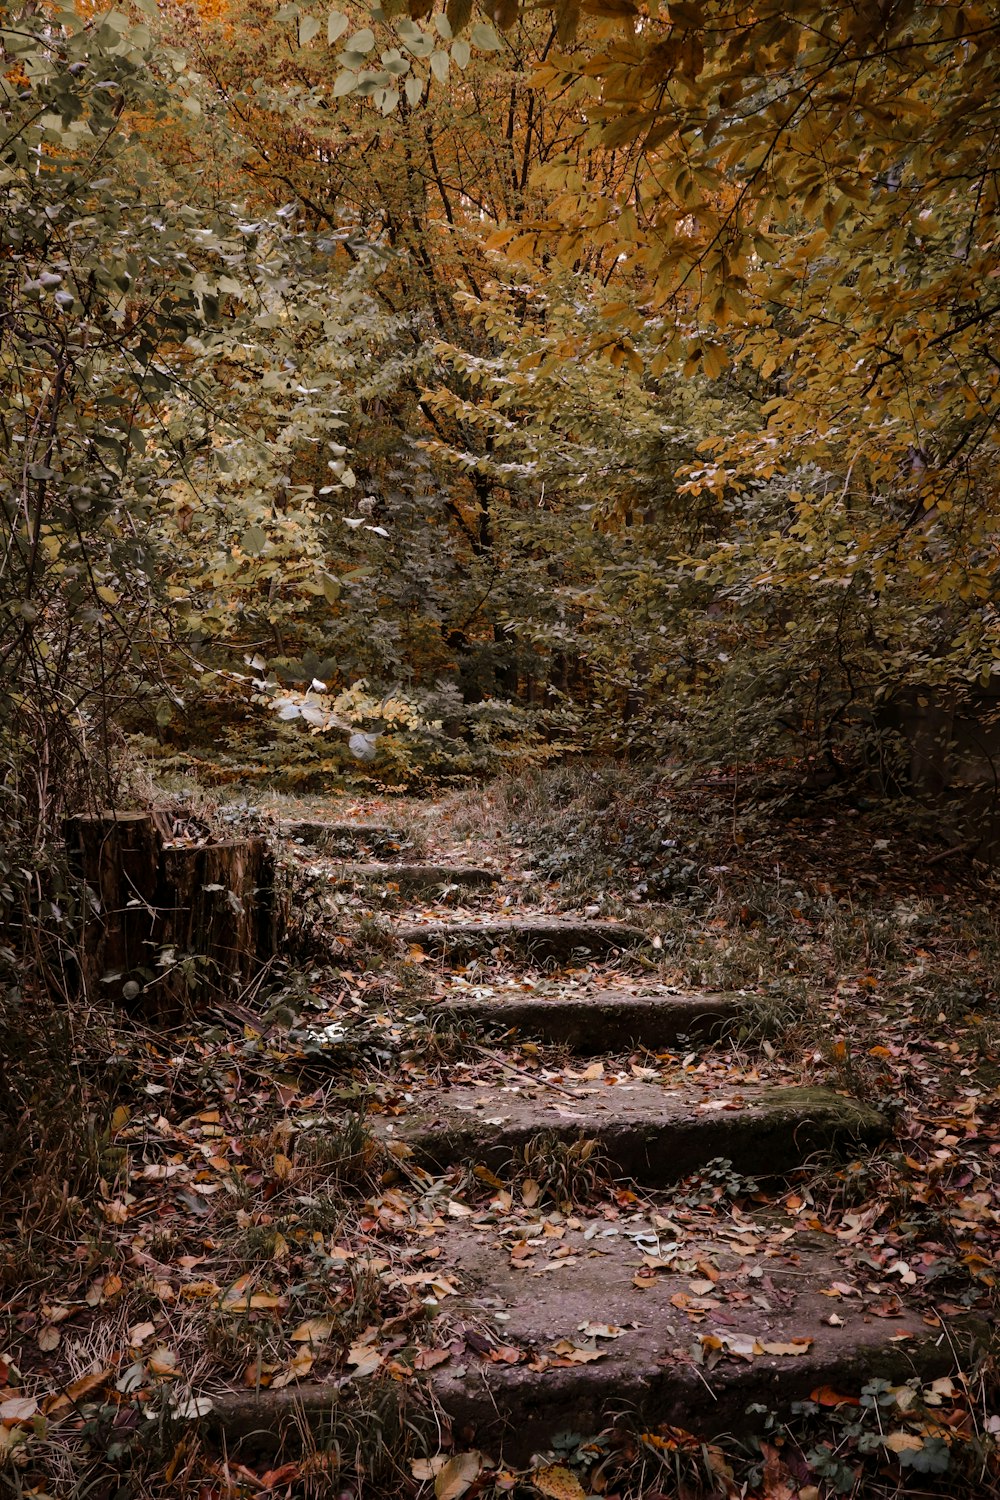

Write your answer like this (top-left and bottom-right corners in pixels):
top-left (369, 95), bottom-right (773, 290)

top-left (1, 766), bottom-right (998, 1499)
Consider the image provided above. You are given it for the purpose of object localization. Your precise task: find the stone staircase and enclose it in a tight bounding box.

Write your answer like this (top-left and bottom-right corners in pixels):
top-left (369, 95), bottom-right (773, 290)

top-left (224, 813), bottom-right (974, 1463)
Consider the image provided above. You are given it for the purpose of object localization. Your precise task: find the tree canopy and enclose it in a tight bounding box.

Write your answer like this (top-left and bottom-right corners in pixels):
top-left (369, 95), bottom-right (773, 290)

top-left (4, 0), bottom-right (1000, 804)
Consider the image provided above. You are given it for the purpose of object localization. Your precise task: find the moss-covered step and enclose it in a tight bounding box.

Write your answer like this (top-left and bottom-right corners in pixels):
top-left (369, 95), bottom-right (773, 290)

top-left (438, 985), bottom-right (742, 1050)
top-left (277, 820), bottom-right (409, 856)
top-left (331, 863), bottom-right (497, 893)
top-left (207, 1212), bottom-right (981, 1462)
top-left (392, 915), bottom-right (646, 961)
top-left (371, 1080), bottom-right (886, 1184)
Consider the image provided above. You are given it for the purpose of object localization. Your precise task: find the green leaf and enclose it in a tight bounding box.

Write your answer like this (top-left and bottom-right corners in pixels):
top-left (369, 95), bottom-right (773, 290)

top-left (346, 26), bottom-right (375, 52)
top-left (242, 525), bottom-right (267, 555)
top-left (299, 13), bottom-right (321, 43)
top-left (430, 48), bottom-right (449, 82)
top-left (404, 74), bottom-right (424, 105)
top-left (327, 8), bottom-right (349, 42)
top-left (470, 20), bottom-right (500, 49)
top-left (451, 38), bottom-right (470, 68)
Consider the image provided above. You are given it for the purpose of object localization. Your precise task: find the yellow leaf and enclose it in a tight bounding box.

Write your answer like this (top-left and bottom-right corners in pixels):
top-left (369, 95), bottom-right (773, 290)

top-left (534, 1464), bottom-right (587, 1500)
top-left (434, 1450), bottom-right (483, 1500)
top-left (347, 1343), bottom-right (383, 1378)
top-left (885, 1431), bottom-right (924, 1453)
top-left (291, 1317), bottom-right (335, 1343)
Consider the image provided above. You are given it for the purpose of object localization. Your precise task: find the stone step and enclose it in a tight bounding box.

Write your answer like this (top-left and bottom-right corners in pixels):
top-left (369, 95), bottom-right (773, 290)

top-left (332, 863), bottom-right (497, 893)
top-left (277, 820), bottom-right (409, 856)
top-left (421, 1213), bottom-right (971, 1460)
top-left (373, 1080), bottom-right (885, 1185)
top-left (208, 1213), bottom-right (976, 1462)
top-left (393, 916), bottom-right (646, 962)
top-left (440, 986), bottom-right (742, 1051)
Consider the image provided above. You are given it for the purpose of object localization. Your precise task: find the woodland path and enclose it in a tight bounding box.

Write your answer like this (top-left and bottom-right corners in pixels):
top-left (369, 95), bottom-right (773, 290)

top-left (218, 808), bottom-right (985, 1465)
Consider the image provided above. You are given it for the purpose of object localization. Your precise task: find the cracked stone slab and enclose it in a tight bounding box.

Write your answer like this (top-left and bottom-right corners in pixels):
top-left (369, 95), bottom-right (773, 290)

top-left (439, 986), bottom-right (743, 1051)
top-left (393, 916), bottom-right (646, 961)
top-left (372, 1081), bottom-right (887, 1183)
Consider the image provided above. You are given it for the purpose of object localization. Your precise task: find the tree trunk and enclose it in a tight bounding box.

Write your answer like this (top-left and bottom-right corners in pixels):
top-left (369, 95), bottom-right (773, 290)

top-left (67, 812), bottom-right (279, 1017)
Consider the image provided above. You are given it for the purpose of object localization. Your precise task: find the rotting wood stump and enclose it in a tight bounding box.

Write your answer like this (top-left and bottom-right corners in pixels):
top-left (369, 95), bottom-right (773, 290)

top-left (67, 811), bottom-right (279, 1015)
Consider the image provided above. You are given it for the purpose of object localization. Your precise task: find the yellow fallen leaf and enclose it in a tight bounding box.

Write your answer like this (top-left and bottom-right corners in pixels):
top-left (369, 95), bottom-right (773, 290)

top-left (885, 1431), bottom-right (924, 1453)
top-left (86, 1273), bottom-right (123, 1305)
top-left (271, 1348), bottom-right (314, 1387)
top-left (521, 1178), bottom-right (541, 1207)
top-left (347, 1344), bottom-right (382, 1378)
top-left (291, 1317), bottom-right (335, 1343)
top-left (534, 1463), bottom-right (586, 1500)
top-left (37, 1326), bottom-right (60, 1351)
top-left (759, 1339), bottom-right (813, 1356)
top-left (182, 1280), bottom-right (223, 1300)
top-left (129, 1321), bottom-right (156, 1347)
top-left (434, 1450), bottom-right (482, 1500)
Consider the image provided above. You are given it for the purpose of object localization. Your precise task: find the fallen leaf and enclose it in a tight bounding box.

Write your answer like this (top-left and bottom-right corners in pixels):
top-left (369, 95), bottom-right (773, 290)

top-left (434, 1449), bottom-right (482, 1500)
top-left (148, 1347), bottom-right (178, 1377)
top-left (549, 1339), bottom-right (604, 1364)
top-left (37, 1326), bottom-right (60, 1351)
top-left (0, 1397), bottom-right (38, 1423)
top-left (811, 1386), bottom-right (860, 1407)
top-left (272, 1348), bottom-right (314, 1387)
top-left (172, 1394), bottom-right (214, 1420)
top-left (290, 1317), bottom-right (334, 1343)
top-left (415, 1348), bottom-right (452, 1370)
top-left (534, 1463), bottom-right (587, 1500)
top-left (412, 1455), bottom-right (449, 1480)
top-left (347, 1343), bottom-right (383, 1378)
top-left (521, 1178), bottom-right (541, 1208)
top-left (885, 1431), bottom-right (924, 1453)
top-left (68, 1369), bottom-right (111, 1403)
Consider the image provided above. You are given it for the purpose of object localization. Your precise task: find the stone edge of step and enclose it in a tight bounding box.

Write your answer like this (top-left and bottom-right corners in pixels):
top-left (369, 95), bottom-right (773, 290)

top-left (205, 1314), bottom-right (987, 1458)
